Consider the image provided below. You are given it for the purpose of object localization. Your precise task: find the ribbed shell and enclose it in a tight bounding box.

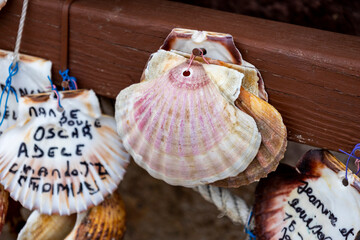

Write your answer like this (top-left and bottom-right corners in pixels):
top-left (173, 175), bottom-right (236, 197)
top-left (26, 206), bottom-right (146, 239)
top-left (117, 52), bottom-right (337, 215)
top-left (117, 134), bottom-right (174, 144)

top-left (116, 58), bottom-right (261, 187)
top-left (214, 87), bottom-right (287, 187)
top-left (65, 191), bottom-right (126, 240)
top-left (142, 50), bottom-right (286, 188)
top-left (254, 150), bottom-right (360, 240)
top-left (160, 28), bottom-right (268, 101)
top-left (17, 211), bottom-right (77, 240)
top-left (0, 90), bottom-right (129, 215)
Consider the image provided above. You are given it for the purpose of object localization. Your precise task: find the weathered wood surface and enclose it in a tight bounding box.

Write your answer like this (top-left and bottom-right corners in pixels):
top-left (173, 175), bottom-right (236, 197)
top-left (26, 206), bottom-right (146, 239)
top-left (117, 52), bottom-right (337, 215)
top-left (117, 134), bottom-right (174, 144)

top-left (0, 0), bottom-right (359, 152)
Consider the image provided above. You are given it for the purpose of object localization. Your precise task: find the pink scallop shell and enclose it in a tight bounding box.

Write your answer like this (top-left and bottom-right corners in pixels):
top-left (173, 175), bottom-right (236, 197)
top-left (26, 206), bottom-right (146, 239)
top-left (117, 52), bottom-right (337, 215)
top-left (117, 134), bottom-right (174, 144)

top-left (116, 60), bottom-right (261, 187)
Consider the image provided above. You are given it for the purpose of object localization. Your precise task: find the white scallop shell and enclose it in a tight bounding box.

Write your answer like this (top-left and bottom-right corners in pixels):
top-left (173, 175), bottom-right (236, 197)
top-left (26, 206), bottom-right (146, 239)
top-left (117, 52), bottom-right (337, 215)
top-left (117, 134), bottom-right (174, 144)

top-left (116, 54), bottom-right (261, 187)
top-left (0, 90), bottom-right (129, 215)
top-left (0, 50), bottom-right (52, 135)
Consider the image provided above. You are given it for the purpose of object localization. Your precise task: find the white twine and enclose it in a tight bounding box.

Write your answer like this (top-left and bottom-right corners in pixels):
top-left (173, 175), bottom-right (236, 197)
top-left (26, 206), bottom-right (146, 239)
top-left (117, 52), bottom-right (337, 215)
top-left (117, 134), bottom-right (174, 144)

top-left (12, 0), bottom-right (29, 65)
top-left (193, 185), bottom-right (250, 226)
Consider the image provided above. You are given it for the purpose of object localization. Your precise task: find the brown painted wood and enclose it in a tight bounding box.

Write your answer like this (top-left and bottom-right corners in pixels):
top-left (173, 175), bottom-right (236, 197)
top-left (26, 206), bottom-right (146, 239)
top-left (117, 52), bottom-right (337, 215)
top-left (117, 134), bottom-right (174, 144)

top-left (0, 0), bottom-right (359, 153)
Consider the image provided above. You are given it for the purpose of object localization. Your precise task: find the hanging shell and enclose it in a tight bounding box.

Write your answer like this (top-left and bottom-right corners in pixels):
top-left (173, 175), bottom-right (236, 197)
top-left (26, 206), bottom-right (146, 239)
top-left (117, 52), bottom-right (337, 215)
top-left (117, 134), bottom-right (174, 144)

top-left (17, 211), bottom-right (77, 240)
top-left (0, 184), bottom-right (9, 234)
top-left (142, 50), bottom-right (286, 188)
top-left (0, 90), bottom-right (129, 215)
top-left (64, 191), bottom-right (126, 240)
top-left (0, 50), bottom-right (52, 135)
top-left (116, 51), bottom-right (261, 187)
top-left (254, 150), bottom-right (360, 240)
top-left (161, 28), bottom-right (268, 101)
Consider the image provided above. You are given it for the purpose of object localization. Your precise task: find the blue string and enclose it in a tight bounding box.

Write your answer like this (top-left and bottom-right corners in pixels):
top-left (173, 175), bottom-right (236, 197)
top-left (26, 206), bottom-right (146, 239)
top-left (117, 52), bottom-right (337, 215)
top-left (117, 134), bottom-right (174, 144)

top-left (0, 62), bottom-right (19, 126)
top-left (59, 69), bottom-right (77, 90)
top-left (245, 211), bottom-right (256, 240)
top-left (339, 143), bottom-right (360, 180)
top-left (47, 76), bottom-right (63, 109)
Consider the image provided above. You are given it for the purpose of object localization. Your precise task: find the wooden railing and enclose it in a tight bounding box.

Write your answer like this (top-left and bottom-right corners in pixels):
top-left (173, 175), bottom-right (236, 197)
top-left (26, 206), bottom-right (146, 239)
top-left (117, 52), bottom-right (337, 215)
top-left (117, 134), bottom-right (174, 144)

top-left (0, 0), bottom-right (359, 152)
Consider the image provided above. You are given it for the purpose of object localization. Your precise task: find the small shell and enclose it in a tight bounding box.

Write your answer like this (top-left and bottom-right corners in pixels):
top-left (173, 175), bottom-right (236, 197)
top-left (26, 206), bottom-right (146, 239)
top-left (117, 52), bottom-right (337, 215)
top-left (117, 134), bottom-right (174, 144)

top-left (0, 90), bottom-right (129, 215)
top-left (65, 191), bottom-right (126, 240)
top-left (0, 184), bottom-right (9, 234)
top-left (142, 50), bottom-right (286, 187)
top-left (0, 49), bottom-right (52, 135)
top-left (254, 150), bottom-right (360, 240)
top-left (160, 28), bottom-right (267, 101)
top-left (116, 52), bottom-right (261, 187)
top-left (161, 28), bottom-right (243, 64)
top-left (213, 87), bottom-right (287, 187)
top-left (17, 211), bottom-right (77, 240)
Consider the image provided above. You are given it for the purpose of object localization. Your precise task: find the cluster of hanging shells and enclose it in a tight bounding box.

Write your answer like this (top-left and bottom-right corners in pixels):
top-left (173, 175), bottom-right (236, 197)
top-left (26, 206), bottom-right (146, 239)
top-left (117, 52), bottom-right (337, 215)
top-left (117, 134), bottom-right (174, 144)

top-left (0, 27), bottom-right (289, 238)
top-left (115, 28), bottom-right (287, 188)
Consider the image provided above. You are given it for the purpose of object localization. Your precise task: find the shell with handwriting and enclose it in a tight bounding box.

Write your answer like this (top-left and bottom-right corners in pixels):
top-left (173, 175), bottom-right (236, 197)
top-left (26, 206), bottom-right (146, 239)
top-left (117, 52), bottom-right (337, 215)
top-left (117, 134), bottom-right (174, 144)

top-left (0, 49), bottom-right (52, 135)
top-left (0, 89), bottom-right (129, 215)
top-left (116, 51), bottom-right (261, 187)
top-left (161, 28), bottom-right (267, 101)
top-left (142, 50), bottom-right (286, 188)
top-left (254, 150), bottom-right (360, 240)
top-left (65, 191), bottom-right (126, 240)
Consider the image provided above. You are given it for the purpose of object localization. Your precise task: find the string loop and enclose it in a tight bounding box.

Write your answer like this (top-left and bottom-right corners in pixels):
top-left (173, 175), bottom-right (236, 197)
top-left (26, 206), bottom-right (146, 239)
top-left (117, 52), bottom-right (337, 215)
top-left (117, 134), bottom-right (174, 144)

top-left (339, 143), bottom-right (360, 183)
top-left (59, 69), bottom-right (78, 90)
top-left (0, 63), bottom-right (20, 126)
top-left (47, 76), bottom-right (63, 112)
top-left (245, 211), bottom-right (256, 240)
top-left (185, 48), bottom-right (210, 74)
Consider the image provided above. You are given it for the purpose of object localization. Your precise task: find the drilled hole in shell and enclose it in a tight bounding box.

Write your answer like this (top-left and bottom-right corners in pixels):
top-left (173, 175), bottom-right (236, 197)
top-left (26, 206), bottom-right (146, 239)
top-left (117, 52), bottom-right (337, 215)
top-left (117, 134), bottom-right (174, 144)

top-left (183, 70), bottom-right (191, 77)
top-left (342, 178), bottom-right (349, 186)
top-left (355, 149), bottom-right (360, 158)
top-left (57, 106), bottom-right (64, 112)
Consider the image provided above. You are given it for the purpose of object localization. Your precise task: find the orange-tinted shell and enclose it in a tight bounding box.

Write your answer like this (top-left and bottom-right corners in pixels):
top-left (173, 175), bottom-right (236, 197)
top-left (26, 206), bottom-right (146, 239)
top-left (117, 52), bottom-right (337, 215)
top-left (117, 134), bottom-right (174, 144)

top-left (0, 184), bottom-right (8, 234)
top-left (213, 87), bottom-right (287, 187)
top-left (65, 191), bottom-right (126, 240)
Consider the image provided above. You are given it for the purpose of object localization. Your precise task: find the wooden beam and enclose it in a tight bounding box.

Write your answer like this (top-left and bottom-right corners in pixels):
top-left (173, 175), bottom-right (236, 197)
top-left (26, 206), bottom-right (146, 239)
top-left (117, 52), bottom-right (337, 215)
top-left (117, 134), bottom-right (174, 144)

top-left (0, 0), bottom-right (359, 153)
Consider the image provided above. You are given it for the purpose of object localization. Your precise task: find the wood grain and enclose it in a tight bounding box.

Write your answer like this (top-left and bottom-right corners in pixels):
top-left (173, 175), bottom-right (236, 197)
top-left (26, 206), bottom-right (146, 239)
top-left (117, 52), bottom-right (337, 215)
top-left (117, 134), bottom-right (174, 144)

top-left (0, 0), bottom-right (359, 152)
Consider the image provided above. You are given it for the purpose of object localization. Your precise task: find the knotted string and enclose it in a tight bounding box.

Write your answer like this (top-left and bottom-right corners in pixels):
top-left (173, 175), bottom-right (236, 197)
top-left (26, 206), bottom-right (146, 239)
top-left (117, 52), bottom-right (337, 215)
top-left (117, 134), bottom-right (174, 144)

top-left (0, 0), bottom-right (29, 127)
top-left (47, 76), bottom-right (63, 111)
top-left (339, 143), bottom-right (360, 185)
top-left (59, 69), bottom-right (78, 90)
top-left (0, 63), bottom-right (19, 126)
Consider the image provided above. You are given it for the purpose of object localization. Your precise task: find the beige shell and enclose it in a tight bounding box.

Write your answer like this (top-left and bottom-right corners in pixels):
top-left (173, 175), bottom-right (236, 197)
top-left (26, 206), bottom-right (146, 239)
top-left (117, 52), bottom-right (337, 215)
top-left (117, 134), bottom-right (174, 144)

top-left (160, 28), bottom-right (267, 101)
top-left (0, 49), bottom-right (52, 135)
top-left (0, 90), bottom-right (129, 215)
top-left (65, 191), bottom-right (126, 240)
top-left (254, 150), bottom-right (360, 240)
top-left (142, 50), bottom-right (286, 188)
top-left (17, 211), bottom-right (77, 240)
top-left (17, 192), bottom-right (126, 240)
top-left (116, 50), bottom-right (261, 187)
